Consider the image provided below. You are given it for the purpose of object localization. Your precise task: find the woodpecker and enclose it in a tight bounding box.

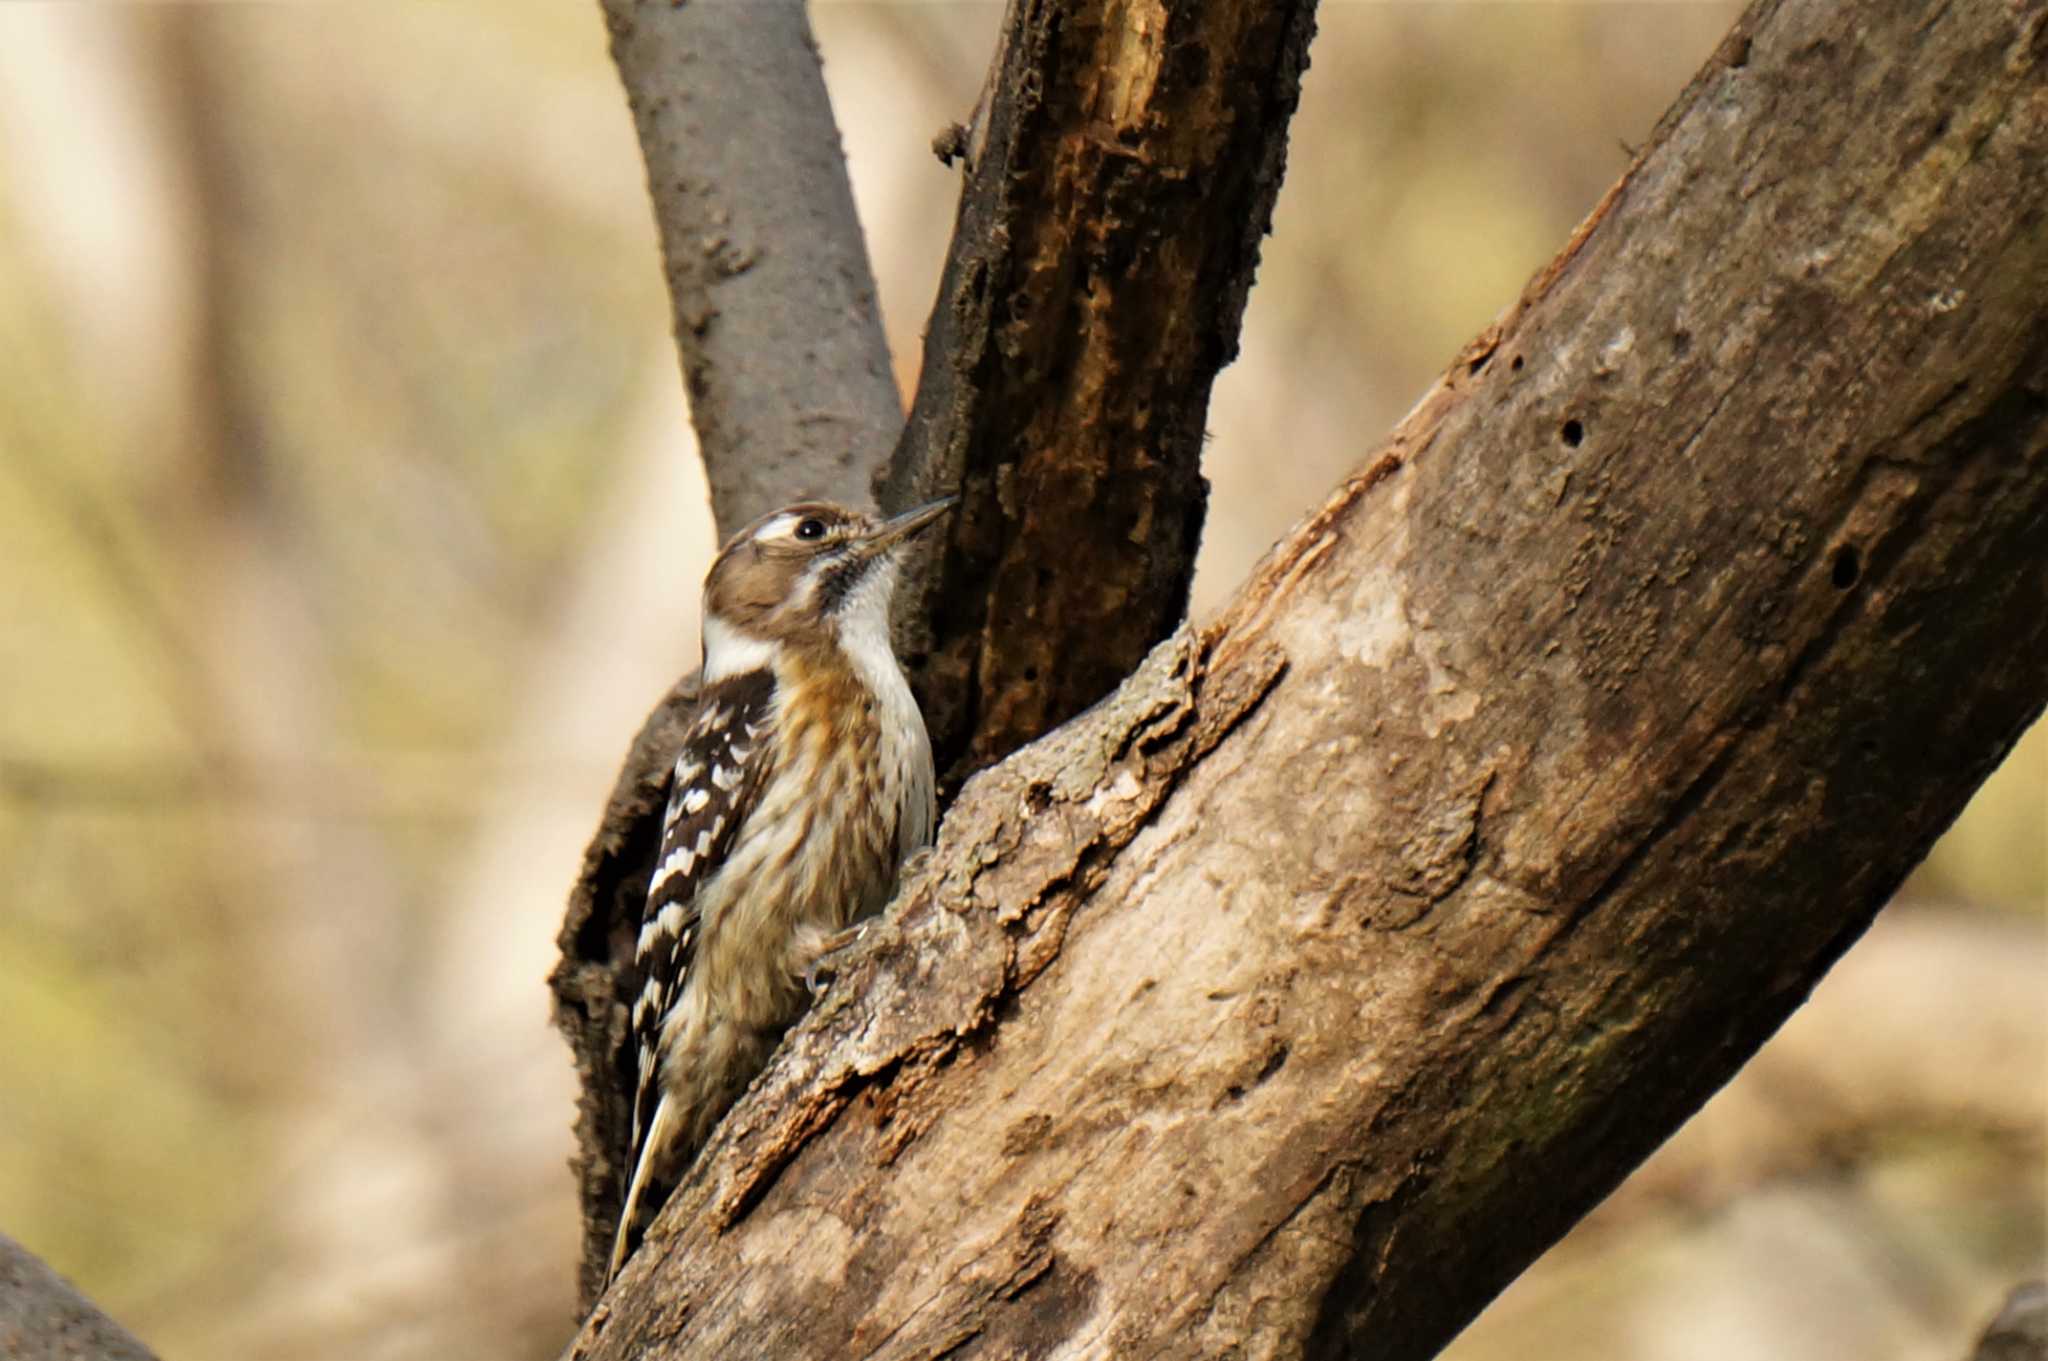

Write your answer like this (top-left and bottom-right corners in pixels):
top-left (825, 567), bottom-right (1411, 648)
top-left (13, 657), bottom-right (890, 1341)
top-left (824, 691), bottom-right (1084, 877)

top-left (608, 496), bottom-right (954, 1283)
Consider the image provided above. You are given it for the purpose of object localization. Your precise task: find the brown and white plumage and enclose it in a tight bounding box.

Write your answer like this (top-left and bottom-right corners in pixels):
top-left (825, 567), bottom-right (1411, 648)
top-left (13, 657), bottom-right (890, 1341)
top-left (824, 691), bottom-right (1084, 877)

top-left (608, 498), bottom-right (951, 1283)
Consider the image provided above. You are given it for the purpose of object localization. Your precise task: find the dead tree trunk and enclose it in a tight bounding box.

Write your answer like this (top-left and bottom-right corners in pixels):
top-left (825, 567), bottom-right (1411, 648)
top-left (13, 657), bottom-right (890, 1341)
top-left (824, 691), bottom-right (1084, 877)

top-left (558, 0), bottom-right (2048, 1356)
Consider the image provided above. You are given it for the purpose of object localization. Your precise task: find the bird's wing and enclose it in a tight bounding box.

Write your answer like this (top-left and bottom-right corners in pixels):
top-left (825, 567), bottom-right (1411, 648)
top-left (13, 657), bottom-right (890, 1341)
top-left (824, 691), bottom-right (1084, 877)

top-left (611, 667), bottom-right (778, 1279)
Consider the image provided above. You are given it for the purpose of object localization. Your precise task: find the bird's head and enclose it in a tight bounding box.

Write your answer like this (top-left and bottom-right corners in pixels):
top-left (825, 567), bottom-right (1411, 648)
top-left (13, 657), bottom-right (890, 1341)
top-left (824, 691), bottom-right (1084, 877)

top-left (699, 497), bottom-right (955, 680)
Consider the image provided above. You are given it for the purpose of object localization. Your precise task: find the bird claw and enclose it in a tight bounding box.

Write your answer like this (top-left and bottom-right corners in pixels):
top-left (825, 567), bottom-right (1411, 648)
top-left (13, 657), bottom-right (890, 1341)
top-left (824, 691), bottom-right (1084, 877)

top-left (802, 960), bottom-right (831, 998)
top-left (802, 922), bottom-right (871, 998)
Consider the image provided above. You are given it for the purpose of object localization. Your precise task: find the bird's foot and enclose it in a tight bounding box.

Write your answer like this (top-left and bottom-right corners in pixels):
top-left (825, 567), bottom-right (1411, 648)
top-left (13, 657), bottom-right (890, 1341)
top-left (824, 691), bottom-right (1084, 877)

top-left (801, 922), bottom-right (870, 998)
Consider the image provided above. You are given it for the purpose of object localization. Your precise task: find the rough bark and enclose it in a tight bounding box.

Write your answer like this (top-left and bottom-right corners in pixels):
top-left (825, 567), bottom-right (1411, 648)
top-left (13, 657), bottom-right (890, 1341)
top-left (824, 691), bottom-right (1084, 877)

top-left (557, 0), bottom-right (1323, 1303)
top-left (877, 0), bottom-right (1318, 790)
top-left (0, 1235), bottom-right (158, 1361)
top-left (565, 0), bottom-right (2048, 1354)
top-left (598, 0), bottom-right (901, 537)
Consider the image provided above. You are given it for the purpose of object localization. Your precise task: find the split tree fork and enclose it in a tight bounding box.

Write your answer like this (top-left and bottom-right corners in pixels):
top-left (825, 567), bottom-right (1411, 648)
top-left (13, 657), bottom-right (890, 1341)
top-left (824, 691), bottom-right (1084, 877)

top-left (554, 1), bottom-right (2048, 1358)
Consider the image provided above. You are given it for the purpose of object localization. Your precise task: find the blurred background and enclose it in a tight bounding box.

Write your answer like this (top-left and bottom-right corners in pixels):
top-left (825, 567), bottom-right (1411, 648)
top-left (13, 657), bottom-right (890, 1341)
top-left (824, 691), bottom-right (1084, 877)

top-left (0, 3), bottom-right (2038, 1358)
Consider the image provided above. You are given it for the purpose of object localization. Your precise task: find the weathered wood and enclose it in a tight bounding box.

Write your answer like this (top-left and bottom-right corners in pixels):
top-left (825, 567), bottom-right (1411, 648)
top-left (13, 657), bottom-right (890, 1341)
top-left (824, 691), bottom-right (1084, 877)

top-left (877, 0), bottom-right (1320, 790)
top-left (566, 0), bottom-right (2048, 1353)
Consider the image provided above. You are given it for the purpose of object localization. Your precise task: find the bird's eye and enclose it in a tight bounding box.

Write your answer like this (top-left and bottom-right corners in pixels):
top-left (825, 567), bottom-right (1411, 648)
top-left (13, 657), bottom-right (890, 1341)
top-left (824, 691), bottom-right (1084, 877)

top-left (795, 517), bottom-right (828, 541)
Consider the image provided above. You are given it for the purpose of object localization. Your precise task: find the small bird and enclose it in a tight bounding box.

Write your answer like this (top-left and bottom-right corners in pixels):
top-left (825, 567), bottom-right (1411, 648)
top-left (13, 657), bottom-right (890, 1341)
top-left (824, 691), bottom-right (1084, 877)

top-left (607, 496), bottom-right (954, 1283)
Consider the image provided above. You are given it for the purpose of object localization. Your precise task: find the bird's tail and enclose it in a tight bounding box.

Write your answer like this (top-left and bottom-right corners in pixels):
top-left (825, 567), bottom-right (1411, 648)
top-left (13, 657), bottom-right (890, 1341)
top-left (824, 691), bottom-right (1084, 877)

top-left (606, 1091), bottom-right (681, 1285)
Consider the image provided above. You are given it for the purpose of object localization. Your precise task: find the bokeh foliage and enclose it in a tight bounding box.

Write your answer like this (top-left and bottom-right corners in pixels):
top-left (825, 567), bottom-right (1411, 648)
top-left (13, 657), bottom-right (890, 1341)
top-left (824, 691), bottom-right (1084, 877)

top-left (0, 4), bottom-right (2036, 1359)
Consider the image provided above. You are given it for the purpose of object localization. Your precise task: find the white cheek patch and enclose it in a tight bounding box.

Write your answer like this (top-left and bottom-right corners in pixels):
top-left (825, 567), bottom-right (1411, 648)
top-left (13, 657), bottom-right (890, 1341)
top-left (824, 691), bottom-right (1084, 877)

top-left (701, 615), bottom-right (777, 683)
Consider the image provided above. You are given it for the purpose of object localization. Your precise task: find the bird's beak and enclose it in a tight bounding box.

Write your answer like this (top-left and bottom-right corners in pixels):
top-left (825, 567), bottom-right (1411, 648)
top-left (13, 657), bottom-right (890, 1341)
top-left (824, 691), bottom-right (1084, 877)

top-left (863, 496), bottom-right (958, 554)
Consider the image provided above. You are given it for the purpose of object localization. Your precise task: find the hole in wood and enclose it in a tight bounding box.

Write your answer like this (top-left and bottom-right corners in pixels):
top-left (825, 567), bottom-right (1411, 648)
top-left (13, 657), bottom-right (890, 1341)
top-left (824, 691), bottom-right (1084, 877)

top-left (1831, 545), bottom-right (1861, 589)
top-left (1560, 418), bottom-right (1585, 447)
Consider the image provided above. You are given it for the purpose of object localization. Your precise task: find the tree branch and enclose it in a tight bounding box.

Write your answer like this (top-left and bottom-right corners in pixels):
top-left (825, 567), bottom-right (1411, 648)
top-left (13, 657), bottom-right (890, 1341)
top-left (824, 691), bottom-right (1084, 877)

top-left (598, 0), bottom-right (901, 536)
top-left (566, 0), bottom-right (2048, 1352)
top-left (879, 0), bottom-right (1319, 789)
top-left (0, 1235), bottom-right (157, 1361)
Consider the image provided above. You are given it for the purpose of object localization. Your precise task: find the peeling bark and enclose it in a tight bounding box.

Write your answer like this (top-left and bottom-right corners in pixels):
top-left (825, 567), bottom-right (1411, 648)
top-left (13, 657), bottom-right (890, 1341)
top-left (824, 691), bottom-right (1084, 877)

top-left (563, 0), bottom-right (2048, 1352)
